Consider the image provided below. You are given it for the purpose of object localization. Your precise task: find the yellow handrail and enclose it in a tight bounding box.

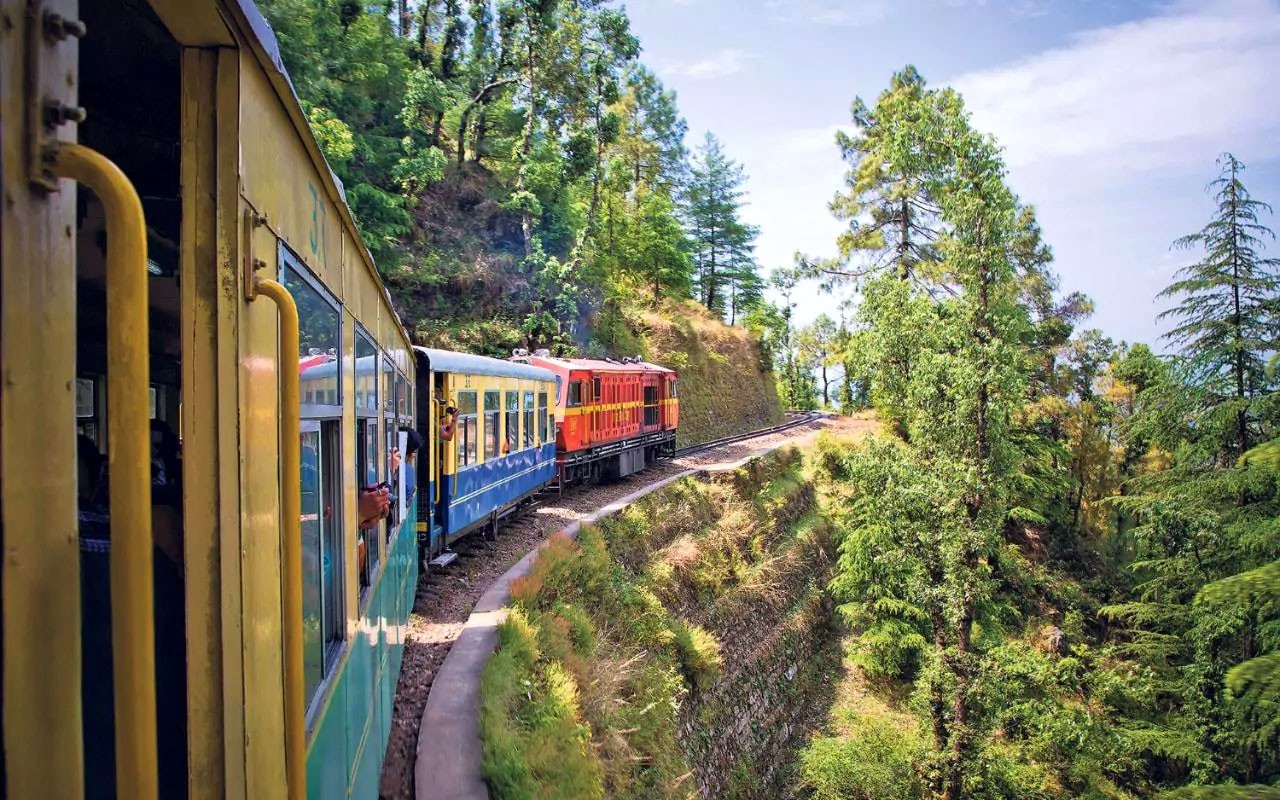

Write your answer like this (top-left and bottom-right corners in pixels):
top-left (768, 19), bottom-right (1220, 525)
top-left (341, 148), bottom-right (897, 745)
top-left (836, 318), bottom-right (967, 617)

top-left (251, 277), bottom-right (306, 800)
top-left (50, 142), bottom-right (157, 800)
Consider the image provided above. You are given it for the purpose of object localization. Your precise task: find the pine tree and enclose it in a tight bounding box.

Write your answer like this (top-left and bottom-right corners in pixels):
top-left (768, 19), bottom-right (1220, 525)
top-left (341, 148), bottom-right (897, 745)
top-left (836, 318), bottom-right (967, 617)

top-left (684, 132), bottom-right (760, 318)
top-left (798, 66), bottom-right (943, 289)
top-left (1159, 153), bottom-right (1280, 459)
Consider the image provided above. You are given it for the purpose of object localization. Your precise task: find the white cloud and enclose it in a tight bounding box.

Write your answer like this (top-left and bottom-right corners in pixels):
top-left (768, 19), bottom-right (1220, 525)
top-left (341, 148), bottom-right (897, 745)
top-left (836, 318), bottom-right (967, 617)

top-left (762, 0), bottom-right (892, 27)
top-left (951, 0), bottom-right (1280, 179)
top-left (660, 48), bottom-right (753, 80)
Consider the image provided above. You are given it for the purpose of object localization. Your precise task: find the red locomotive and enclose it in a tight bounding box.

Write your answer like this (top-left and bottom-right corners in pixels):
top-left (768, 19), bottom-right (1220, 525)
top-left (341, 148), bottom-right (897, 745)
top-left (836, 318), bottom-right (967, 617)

top-left (514, 350), bottom-right (679, 486)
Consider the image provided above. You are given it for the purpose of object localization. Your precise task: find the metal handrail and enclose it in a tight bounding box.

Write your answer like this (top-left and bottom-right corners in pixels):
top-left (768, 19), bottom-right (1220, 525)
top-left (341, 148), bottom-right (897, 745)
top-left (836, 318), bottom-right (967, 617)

top-left (50, 142), bottom-right (158, 800)
top-left (249, 277), bottom-right (306, 800)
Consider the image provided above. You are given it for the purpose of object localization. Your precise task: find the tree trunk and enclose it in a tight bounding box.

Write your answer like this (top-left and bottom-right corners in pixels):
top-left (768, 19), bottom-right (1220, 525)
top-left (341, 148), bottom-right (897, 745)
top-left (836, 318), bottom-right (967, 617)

top-left (898, 184), bottom-right (911, 280)
top-left (586, 59), bottom-right (606, 237)
top-left (516, 28), bottom-right (538, 259)
top-left (1229, 177), bottom-right (1248, 457)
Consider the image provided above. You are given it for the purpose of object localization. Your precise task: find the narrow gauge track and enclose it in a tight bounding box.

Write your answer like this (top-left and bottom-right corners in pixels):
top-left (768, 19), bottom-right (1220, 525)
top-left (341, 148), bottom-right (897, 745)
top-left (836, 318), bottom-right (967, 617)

top-left (377, 411), bottom-right (832, 799)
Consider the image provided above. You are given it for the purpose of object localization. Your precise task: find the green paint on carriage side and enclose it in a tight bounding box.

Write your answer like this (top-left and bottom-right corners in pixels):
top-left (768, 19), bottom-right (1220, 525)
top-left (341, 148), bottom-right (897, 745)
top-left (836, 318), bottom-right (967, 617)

top-left (306, 493), bottom-right (419, 799)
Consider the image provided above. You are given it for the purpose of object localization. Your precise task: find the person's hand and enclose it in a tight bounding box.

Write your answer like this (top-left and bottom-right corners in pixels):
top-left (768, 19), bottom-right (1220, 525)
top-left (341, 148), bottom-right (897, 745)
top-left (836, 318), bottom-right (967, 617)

top-left (358, 486), bottom-right (390, 530)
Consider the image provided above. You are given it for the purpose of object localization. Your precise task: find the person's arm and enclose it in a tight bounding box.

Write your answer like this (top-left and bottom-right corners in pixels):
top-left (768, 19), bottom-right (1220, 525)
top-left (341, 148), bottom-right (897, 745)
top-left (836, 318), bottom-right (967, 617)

top-left (358, 486), bottom-right (390, 530)
top-left (439, 407), bottom-right (459, 441)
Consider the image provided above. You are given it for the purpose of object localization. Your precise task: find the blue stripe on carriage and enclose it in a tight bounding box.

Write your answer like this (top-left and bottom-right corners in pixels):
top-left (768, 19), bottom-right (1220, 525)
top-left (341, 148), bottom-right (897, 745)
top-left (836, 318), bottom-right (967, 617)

top-left (442, 442), bottom-right (556, 536)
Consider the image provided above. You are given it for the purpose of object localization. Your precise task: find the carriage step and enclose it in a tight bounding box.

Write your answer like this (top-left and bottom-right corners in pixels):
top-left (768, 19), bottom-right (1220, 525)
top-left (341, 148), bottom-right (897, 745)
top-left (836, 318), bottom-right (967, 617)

top-left (429, 551), bottom-right (459, 568)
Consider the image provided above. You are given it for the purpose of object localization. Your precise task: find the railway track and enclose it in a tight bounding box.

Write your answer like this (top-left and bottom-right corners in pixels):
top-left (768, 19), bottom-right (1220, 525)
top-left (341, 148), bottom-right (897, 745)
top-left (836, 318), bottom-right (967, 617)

top-left (674, 410), bottom-right (826, 458)
top-left (378, 411), bottom-right (833, 799)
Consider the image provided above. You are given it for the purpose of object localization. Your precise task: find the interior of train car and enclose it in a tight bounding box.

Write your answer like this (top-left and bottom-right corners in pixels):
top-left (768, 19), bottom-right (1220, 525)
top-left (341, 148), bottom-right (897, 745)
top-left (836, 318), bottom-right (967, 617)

top-left (72, 3), bottom-right (189, 798)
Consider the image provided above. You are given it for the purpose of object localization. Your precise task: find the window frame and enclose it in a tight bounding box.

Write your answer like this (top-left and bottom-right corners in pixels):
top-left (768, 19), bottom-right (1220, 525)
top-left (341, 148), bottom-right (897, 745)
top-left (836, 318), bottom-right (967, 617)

top-left (457, 390), bottom-right (479, 468)
top-left (281, 245), bottom-right (347, 714)
top-left (568, 380), bottom-right (583, 408)
top-left (537, 390), bottom-right (549, 446)
top-left (504, 390), bottom-right (519, 454)
top-left (523, 391), bottom-right (535, 449)
top-left (483, 390), bottom-right (501, 461)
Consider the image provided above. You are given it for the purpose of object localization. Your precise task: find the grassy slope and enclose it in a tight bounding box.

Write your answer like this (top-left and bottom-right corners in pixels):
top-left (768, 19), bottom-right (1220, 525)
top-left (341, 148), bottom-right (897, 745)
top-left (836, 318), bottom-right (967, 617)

top-left (478, 447), bottom-right (826, 800)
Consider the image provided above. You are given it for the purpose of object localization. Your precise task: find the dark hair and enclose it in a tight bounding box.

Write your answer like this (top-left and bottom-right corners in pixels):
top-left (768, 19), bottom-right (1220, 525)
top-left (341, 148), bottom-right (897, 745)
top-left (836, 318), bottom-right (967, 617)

top-left (401, 426), bottom-right (423, 459)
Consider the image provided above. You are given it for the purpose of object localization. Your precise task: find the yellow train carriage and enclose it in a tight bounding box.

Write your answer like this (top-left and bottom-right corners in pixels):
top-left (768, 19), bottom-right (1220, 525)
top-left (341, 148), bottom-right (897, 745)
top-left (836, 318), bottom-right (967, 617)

top-left (2, 1), bottom-right (416, 798)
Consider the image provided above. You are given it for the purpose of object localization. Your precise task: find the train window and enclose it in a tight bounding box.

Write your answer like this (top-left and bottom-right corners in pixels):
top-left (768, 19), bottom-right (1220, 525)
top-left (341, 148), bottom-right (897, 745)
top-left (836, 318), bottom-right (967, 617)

top-left (356, 331), bottom-right (380, 596)
top-left (383, 357), bottom-right (399, 535)
top-left (282, 247), bottom-right (341, 415)
top-left (523, 391), bottom-right (535, 448)
top-left (301, 419), bottom-right (344, 706)
top-left (282, 246), bottom-right (347, 679)
top-left (644, 386), bottom-right (660, 426)
top-left (458, 391), bottom-right (479, 467)
top-left (538, 391), bottom-right (549, 444)
top-left (505, 391), bottom-right (519, 454)
top-left (568, 381), bottom-right (583, 407)
top-left (483, 391), bottom-right (500, 461)
top-left (592, 377), bottom-right (602, 404)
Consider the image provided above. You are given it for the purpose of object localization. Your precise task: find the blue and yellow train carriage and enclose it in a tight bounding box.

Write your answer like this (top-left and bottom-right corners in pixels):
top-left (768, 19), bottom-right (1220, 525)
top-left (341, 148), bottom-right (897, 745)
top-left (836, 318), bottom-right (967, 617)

top-left (3, 1), bottom-right (417, 798)
top-left (413, 348), bottom-right (558, 565)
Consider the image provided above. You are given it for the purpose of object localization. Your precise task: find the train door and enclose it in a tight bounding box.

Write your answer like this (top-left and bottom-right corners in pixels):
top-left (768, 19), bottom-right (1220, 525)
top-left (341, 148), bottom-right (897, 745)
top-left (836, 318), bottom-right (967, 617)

top-left (77, 4), bottom-right (190, 798)
top-left (3, 1), bottom-right (196, 798)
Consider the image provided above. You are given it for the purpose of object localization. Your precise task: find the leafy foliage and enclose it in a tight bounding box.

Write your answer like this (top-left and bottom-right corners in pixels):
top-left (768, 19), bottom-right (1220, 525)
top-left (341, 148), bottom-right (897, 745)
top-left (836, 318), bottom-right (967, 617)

top-left (802, 73), bottom-right (1280, 800)
top-left (257, 0), bottom-right (769, 354)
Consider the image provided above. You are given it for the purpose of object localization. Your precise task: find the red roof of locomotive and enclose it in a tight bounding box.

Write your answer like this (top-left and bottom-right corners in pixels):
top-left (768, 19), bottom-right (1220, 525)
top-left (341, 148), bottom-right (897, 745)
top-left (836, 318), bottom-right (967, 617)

top-left (525, 355), bottom-right (675, 374)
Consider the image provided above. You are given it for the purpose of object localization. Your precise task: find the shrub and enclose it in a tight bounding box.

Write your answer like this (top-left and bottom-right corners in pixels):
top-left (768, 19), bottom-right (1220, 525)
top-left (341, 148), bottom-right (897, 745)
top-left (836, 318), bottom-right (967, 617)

top-left (800, 713), bottom-right (927, 800)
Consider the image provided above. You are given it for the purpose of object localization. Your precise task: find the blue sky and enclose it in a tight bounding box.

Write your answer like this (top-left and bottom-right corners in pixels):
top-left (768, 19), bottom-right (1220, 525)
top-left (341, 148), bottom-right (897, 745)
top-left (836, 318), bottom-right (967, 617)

top-left (624, 0), bottom-right (1280, 348)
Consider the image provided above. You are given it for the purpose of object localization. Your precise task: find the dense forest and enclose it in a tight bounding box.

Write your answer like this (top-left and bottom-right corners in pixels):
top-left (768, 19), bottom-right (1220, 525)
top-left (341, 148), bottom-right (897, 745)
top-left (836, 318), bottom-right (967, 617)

top-left (799, 69), bottom-right (1280, 799)
top-left (258, 0), bottom-right (784, 365)
top-left (257, 3), bottom-right (1280, 798)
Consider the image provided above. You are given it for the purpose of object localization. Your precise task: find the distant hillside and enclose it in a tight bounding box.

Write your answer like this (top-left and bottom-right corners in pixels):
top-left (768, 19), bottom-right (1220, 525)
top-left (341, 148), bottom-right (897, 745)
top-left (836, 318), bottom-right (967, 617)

top-left (643, 301), bottom-right (785, 448)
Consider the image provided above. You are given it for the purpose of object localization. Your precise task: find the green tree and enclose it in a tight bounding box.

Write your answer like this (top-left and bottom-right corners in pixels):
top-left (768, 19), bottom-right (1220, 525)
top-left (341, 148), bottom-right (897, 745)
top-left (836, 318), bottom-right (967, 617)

top-left (797, 314), bottom-right (840, 407)
top-left (798, 66), bottom-right (942, 289)
top-left (684, 133), bottom-right (760, 318)
top-left (1159, 153), bottom-right (1280, 459)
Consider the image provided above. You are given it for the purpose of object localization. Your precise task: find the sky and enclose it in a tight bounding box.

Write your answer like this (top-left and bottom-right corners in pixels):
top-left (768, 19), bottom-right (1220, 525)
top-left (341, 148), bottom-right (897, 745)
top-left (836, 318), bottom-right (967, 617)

top-left (624, 0), bottom-right (1280, 348)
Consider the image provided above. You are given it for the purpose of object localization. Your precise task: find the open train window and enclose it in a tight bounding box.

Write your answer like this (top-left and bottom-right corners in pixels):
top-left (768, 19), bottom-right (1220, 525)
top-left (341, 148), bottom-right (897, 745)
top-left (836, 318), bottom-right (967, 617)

top-left (593, 377), bottom-right (602, 404)
top-left (505, 391), bottom-right (519, 454)
top-left (568, 380), bottom-right (583, 407)
top-left (301, 419), bottom-right (344, 711)
top-left (382, 357), bottom-right (398, 536)
top-left (483, 391), bottom-right (500, 460)
top-left (538, 391), bottom-right (549, 444)
top-left (523, 392), bottom-right (535, 449)
top-left (355, 330), bottom-right (379, 596)
top-left (457, 391), bottom-right (478, 467)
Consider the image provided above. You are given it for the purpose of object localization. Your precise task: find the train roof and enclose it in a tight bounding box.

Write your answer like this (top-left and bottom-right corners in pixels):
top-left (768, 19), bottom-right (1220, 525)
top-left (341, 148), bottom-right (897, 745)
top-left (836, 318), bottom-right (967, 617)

top-left (415, 347), bottom-right (557, 383)
top-left (527, 355), bottom-right (676, 375)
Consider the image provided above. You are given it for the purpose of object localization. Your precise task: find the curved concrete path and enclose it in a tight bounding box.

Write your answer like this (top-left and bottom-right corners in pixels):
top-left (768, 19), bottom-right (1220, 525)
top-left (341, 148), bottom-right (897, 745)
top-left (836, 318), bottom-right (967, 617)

top-left (414, 444), bottom-right (792, 800)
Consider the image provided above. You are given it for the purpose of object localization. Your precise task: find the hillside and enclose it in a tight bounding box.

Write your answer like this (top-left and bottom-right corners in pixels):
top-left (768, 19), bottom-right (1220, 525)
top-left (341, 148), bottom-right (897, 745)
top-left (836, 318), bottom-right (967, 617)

top-left (254, 2), bottom-right (794, 436)
top-left (642, 301), bottom-right (785, 447)
top-left (479, 446), bottom-right (843, 799)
